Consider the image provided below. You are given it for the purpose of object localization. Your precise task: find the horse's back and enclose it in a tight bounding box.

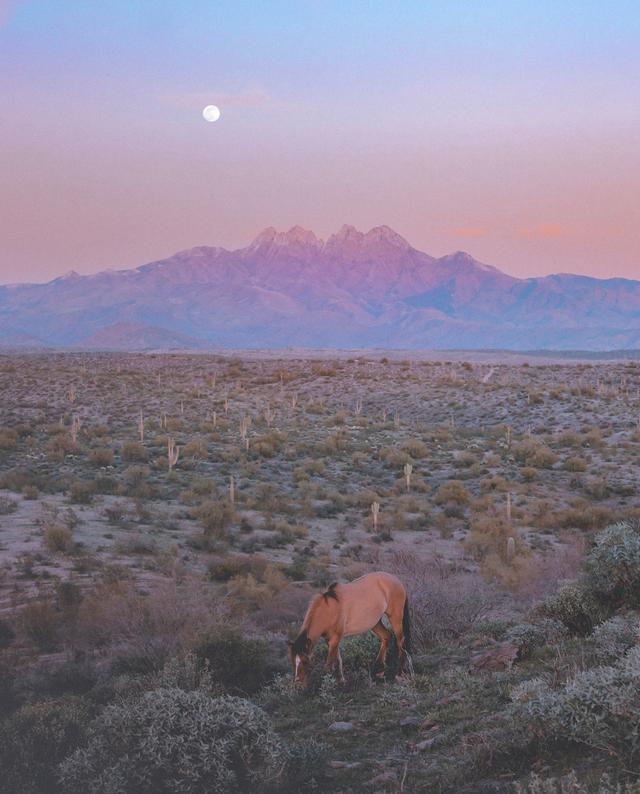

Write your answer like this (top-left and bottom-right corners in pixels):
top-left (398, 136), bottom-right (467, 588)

top-left (345, 571), bottom-right (405, 597)
top-left (338, 571), bottom-right (406, 636)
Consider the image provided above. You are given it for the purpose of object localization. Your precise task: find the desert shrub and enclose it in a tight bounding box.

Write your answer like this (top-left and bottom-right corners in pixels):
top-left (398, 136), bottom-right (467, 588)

top-left (0, 618), bottom-right (16, 649)
top-left (433, 480), bottom-right (471, 506)
top-left (192, 629), bottom-right (272, 694)
top-left (182, 438), bottom-right (208, 459)
top-left (563, 456), bottom-right (588, 472)
top-left (194, 500), bottom-right (235, 538)
top-left (21, 600), bottom-right (60, 650)
top-left (400, 438), bottom-right (428, 458)
top-left (453, 450), bottom-right (478, 469)
top-left (558, 504), bottom-right (615, 531)
top-left (45, 434), bottom-right (75, 461)
top-left (89, 447), bottom-right (114, 467)
top-left (388, 550), bottom-right (495, 648)
top-left (59, 690), bottom-right (283, 794)
top-left (68, 479), bottom-right (95, 504)
top-left (121, 441), bottom-right (148, 462)
top-left (284, 737), bottom-right (329, 785)
top-left (43, 525), bottom-right (74, 553)
top-left (378, 446), bottom-right (411, 467)
top-left (584, 521), bottom-right (640, 609)
top-left (0, 427), bottom-right (18, 449)
top-left (340, 631), bottom-right (381, 673)
top-left (537, 583), bottom-right (606, 636)
top-left (75, 580), bottom-right (220, 669)
top-left (0, 495), bottom-right (18, 514)
top-left (514, 770), bottom-right (640, 793)
top-left (591, 613), bottom-right (639, 663)
top-left (252, 432), bottom-right (285, 458)
top-left (504, 623), bottom-right (544, 658)
top-left (225, 566), bottom-right (290, 614)
top-left (22, 484), bottom-right (39, 500)
top-left (151, 652), bottom-right (220, 695)
top-left (519, 646), bottom-right (640, 762)
top-left (0, 696), bottom-right (90, 794)
top-left (208, 553), bottom-right (268, 582)
top-left (465, 515), bottom-right (530, 588)
top-left (520, 467), bottom-right (537, 482)
top-left (514, 441), bottom-right (557, 468)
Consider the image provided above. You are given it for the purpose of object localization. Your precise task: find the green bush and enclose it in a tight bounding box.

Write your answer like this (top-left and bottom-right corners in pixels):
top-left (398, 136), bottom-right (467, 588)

top-left (585, 521), bottom-right (640, 609)
top-left (0, 696), bottom-right (90, 794)
top-left (537, 583), bottom-right (606, 636)
top-left (192, 629), bottom-right (272, 694)
top-left (514, 770), bottom-right (640, 793)
top-left (59, 689), bottom-right (283, 794)
top-left (340, 631), bottom-right (381, 673)
top-left (506, 620), bottom-right (567, 657)
top-left (518, 645), bottom-right (640, 762)
top-left (591, 613), bottom-right (639, 663)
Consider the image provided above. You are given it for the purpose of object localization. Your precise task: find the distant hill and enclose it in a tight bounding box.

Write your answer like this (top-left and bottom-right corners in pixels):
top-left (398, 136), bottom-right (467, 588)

top-left (1, 224), bottom-right (639, 351)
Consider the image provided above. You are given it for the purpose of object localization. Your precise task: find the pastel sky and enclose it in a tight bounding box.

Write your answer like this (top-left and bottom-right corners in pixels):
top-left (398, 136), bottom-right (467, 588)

top-left (1, 1), bottom-right (639, 283)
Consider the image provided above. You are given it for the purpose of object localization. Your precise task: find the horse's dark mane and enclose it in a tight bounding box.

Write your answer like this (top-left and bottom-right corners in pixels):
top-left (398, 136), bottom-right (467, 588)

top-left (291, 629), bottom-right (309, 655)
top-left (322, 582), bottom-right (339, 602)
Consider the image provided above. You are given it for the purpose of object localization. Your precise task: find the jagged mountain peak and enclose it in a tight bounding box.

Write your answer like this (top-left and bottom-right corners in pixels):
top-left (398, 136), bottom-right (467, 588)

top-left (248, 225), bottom-right (321, 251)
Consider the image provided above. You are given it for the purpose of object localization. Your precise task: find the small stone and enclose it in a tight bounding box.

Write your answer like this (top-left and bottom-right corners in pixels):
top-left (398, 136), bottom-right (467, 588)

top-left (328, 721), bottom-right (354, 732)
top-left (328, 759), bottom-right (361, 769)
top-left (399, 715), bottom-right (423, 728)
top-left (412, 737), bottom-right (437, 752)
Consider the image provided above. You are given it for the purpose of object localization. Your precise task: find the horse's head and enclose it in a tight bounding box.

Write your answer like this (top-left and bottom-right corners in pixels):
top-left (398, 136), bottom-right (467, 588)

top-left (287, 631), bottom-right (312, 684)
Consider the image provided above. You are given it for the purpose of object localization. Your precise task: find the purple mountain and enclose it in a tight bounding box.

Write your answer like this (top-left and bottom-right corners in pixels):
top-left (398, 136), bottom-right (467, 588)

top-left (1, 225), bottom-right (639, 350)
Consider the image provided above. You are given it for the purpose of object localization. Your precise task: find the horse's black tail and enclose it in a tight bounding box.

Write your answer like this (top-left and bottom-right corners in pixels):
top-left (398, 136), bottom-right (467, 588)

top-left (402, 596), bottom-right (412, 655)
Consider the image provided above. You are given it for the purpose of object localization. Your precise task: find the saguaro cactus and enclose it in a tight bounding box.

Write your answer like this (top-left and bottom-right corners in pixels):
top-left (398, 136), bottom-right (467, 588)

top-left (137, 411), bottom-right (144, 443)
top-left (229, 474), bottom-right (235, 504)
top-left (404, 462), bottom-right (413, 492)
top-left (371, 501), bottom-right (380, 531)
top-left (70, 415), bottom-right (82, 444)
top-left (167, 437), bottom-right (180, 472)
top-left (506, 536), bottom-right (516, 563)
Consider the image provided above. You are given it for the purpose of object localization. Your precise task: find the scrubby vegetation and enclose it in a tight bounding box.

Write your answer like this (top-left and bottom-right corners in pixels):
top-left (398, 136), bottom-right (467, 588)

top-left (1, 351), bottom-right (640, 791)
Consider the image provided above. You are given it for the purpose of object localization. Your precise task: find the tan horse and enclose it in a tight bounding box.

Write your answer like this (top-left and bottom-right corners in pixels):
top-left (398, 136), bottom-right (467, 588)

top-left (287, 571), bottom-right (411, 684)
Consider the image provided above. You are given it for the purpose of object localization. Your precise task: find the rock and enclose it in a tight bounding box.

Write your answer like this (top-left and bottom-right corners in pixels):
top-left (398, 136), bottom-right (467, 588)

top-left (420, 719), bottom-right (440, 732)
top-left (328, 721), bottom-right (355, 732)
top-left (412, 737), bottom-right (437, 752)
top-left (399, 715), bottom-right (423, 728)
top-left (470, 641), bottom-right (519, 671)
top-left (328, 759), bottom-right (361, 770)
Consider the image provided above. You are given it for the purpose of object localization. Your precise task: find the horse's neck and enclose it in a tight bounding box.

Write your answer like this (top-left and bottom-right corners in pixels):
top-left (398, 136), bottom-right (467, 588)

top-left (302, 602), bottom-right (329, 644)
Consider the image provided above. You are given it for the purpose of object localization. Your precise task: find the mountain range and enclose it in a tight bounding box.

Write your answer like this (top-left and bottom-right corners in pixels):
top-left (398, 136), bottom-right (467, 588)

top-left (1, 224), bottom-right (639, 351)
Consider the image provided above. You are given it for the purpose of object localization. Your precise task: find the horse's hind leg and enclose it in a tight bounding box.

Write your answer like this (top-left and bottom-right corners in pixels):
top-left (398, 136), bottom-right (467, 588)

top-left (371, 621), bottom-right (392, 678)
top-left (386, 602), bottom-right (408, 676)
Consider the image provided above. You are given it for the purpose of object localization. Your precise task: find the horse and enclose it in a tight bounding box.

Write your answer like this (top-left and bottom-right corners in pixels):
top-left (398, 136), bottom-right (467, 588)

top-left (287, 571), bottom-right (411, 685)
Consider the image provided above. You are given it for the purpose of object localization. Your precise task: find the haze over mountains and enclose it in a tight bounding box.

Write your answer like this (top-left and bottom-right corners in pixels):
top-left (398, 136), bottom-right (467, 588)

top-left (1, 225), bottom-right (639, 351)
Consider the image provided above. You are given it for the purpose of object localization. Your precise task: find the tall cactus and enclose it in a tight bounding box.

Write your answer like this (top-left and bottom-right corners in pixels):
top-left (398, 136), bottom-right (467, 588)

top-left (506, 536), bottom-right (516, 563)
top-left (167, 437), bottom-right (180, 472)
top-left (371, 500), bottom-right (380, 531)
top-left (404, 462), bottom-right (413, 492)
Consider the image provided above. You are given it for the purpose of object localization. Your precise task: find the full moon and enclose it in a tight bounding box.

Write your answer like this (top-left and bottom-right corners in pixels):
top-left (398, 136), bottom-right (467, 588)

top-left (202, 104), bottom-right (221, 122)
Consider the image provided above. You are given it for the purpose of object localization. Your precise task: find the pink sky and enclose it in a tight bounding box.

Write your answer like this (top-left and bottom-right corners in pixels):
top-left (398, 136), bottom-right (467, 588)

top-left (1, 2), bottom-right (639, 283)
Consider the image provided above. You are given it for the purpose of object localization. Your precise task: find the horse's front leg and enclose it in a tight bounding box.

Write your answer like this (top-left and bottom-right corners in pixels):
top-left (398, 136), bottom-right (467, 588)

top-left (325, 637), bottom-right (345, 684)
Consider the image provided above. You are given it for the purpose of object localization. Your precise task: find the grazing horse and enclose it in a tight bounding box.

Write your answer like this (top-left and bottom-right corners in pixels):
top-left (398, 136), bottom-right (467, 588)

top-left (287, 571), bottom-right (411, 684)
